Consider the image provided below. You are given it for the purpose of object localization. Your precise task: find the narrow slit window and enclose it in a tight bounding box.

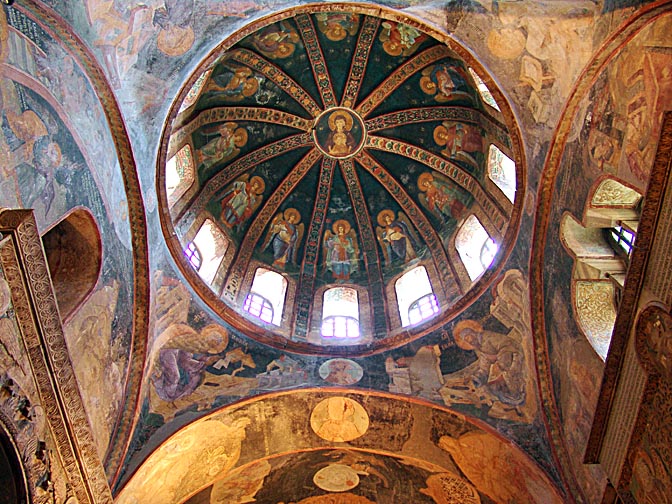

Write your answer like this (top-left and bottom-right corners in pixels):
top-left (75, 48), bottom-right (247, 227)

top-left (321, 287), bottom-right (360, 338)
top-left (166, 144), bottom-right (195, 207)
top-left (468, 67), bottom-right (500, 111)
top-left (245, 268), bottom-right (287, 326)
top-left (395, 266), bottom-right (438, 327)
top-left (455, 215), bottom-right (498, 280)
top-left (190, 219), bottom-right (229, 285)
top-left (487, 144), bottom-right (516, 203)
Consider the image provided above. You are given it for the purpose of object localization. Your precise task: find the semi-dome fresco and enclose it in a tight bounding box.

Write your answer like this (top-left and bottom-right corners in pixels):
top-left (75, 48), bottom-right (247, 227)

top-left (159, 4), bottom-right (523, 355)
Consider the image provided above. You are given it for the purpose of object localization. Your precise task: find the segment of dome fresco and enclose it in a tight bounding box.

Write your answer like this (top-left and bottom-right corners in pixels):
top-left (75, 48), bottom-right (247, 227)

top-left (158, 4), bottom-right (524, 355)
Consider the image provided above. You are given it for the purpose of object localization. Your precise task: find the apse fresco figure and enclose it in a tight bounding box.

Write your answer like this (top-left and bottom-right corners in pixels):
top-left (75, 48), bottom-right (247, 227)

top-left (316, 12), bottom-right (360, 41)
top-left (219, 174), bottom-right (265, 230)
top-left (195, 122), bottom-right (248, 171)
top-left (375, 209), bottom-right (419, 266)
top-left (433, 121), bottom-right (484, 172)
top-left (323, 220), bottom-right (359, 281)
top-left (420, 63), bottom-right (472, 102)
top-left (252, 21), bottom-right (300, 59)
top-left (261, 208), bottom-right (304, 270)
top-left (205, 65), bottom-right (259, 101)
top-left (417, 172), bottom-right (466, 224)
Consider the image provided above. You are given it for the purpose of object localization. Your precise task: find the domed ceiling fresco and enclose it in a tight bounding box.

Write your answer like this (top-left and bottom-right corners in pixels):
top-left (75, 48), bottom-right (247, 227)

top-left (9, 1), bottom-right (672, 503)
top-left (160, 5), bottom-right (522, 355)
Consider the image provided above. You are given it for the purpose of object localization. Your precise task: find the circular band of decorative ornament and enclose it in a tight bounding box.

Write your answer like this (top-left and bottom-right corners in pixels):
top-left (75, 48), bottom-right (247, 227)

top-left (158, 3), bottom-right (525, 356)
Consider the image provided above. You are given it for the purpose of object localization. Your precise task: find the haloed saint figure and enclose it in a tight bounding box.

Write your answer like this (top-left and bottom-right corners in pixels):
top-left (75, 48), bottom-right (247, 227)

top-left (313, 108), bottom-right (365, 159)
top-left (323, 220), bottom-right (360, 281)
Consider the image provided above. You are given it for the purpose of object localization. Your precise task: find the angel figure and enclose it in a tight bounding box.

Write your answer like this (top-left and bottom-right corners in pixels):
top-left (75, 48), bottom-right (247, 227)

top-left (379, 21), bottom-right (425, 56)
top-left (375, 209), bottom-right (419, 266)
top-left (261, 208), bottom-right (304, 270)
top-left (252, 21), bottom-right (300, 59)
top-left (219, 174), bottom-right (265, 230)
top-left (420, 63), bottom-right (472, 102)
top-left (417, 172), bottom-right (465, 224)
top-left (195, 122), bottom-right (248, 171)
top-left (316, 12), bottom-right (359, 42)
top-left (323, 220), bottom-right (359, 281)
top-left (206, 65), bottom-right (259, 101)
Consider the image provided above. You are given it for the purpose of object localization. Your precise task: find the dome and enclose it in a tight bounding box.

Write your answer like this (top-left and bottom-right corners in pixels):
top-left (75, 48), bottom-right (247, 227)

top-left (158, 4), bottom-right (524, 355)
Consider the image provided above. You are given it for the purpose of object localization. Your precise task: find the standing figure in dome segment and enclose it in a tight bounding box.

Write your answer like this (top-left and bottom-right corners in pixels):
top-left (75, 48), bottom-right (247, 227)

top-left (375, 209), bottom-right (419, 266)
top-left (323, 220), bottom-right (359, 281)
top-left (326, 110), bottom-right (356, 157)
top-left (417, 172), bottom-right (466, 223)
top-left (219, 174), bottom-right (265, 230)
top-left (261, 208), bottom-right (304, 270)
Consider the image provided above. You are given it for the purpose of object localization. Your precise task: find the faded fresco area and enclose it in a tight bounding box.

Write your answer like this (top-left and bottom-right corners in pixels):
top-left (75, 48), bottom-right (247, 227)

top-left (118, 392), bottom-right (564, 504)
top-left (542, 11), bottom-right (672, 503)
top-left (0, 5), bottom-right (133, 459)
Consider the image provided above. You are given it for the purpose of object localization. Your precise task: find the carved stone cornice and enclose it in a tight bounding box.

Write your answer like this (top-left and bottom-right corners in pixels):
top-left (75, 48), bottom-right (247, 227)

top-left (0, 208), bottom-right (113, 503)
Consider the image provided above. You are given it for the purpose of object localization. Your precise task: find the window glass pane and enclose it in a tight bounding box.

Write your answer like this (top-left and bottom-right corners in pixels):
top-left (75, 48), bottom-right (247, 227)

top-left (468, 67), bottom-right (500, 111)
top-left (166, 145), bottom-right (195, 206)
top-left (192, 219), bottom-right (228, 285)
top-left (455, 215), bottom-right (498, 280)
top-left (395, 266), bottom-right (436, 327)
top-left (184, 241), bottom-right (202, 270)
top-left (408, 293), bottom-right (439, 326)
top-left (321, 287), bottom-right (360, 338)
top-left (244, 292), bottom-right (274, 324)
top-left (322, 287), bottom-right (359, 320)
top-left (249, 268), bottom-right (287, 326)
top-left (487, 144), bottom-right (516, 203)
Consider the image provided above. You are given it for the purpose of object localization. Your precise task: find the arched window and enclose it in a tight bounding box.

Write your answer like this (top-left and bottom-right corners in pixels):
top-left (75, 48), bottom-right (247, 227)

top-left (187, 218), bottom-right (228, 285)
top-left (487, 144), bottom-right (516, 203)
top-left (321, 287), bottom-right (360, 338)
top-left (468, 67), bottom-right (500, 111)
top-left (395, 266), bottom-right (439, 327)
top-left (42, 209), bottom-right (102, 322)
top-left (560, 178), bottom-right (643, 360)
top-left (244, 268), bottom-right (287, 326)
top-left (166, 144), bottom-right (195, 208)
top-left (455, 215), bottom-right (498, 281)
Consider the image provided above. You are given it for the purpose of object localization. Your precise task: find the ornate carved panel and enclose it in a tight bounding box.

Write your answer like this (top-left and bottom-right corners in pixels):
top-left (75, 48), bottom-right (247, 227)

top-left (0, 208), bottom-right (112, 503)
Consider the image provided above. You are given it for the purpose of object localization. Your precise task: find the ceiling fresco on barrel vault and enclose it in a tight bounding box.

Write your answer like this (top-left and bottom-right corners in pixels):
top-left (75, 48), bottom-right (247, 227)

top-left (162, 6), bottom-right (522, 356)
